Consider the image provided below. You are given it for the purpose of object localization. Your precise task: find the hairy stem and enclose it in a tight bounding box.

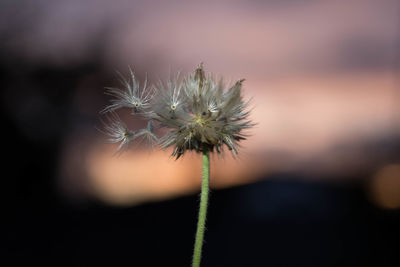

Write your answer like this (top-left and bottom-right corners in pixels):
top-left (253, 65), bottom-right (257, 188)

top-left (192, 149), bottom-right (210, 267)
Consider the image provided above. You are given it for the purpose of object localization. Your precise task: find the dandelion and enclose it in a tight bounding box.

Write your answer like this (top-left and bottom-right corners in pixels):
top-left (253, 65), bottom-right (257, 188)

top-left (101, 63), bottom-right (254, 267)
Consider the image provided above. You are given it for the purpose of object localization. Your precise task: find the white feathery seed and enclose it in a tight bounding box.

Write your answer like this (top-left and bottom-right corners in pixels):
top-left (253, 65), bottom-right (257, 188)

top-left (101, 113), bottom-right (136, 153)
top-left (101, 67), bottom-right (152, 114)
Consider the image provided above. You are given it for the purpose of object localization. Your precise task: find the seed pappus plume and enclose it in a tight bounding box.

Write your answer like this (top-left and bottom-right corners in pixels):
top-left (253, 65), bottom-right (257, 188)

top-left (101, 63), bottom-right (253, 158)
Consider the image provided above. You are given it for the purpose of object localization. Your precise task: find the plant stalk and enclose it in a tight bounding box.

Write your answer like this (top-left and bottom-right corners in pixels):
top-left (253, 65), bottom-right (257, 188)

top-left (192, 149), bottom-right (210, 267)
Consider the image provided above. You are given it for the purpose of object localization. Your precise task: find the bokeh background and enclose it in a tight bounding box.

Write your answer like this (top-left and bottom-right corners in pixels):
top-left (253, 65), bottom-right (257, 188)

top-left (3, 0), bottom-right (400, 266)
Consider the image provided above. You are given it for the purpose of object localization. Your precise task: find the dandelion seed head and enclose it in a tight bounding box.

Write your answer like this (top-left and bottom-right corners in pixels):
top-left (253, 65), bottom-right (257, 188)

top-left (101, 64), bottom-right (254, 158)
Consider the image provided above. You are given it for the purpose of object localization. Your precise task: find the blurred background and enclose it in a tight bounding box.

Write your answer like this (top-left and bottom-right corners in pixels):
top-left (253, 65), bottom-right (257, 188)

top-left (2, 0), bottom-right (400, 266)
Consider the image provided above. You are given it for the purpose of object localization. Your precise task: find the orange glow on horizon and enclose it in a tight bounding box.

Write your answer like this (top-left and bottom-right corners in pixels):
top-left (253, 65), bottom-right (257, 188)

top-left (369, 164), bottom-right (400, 209)
top-left (78, 72), bottom-right (400, 205)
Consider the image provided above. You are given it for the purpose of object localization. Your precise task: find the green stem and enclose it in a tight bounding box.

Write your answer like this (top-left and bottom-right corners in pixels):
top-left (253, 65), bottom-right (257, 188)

top-left (192, 149), bottom-right (210, 267)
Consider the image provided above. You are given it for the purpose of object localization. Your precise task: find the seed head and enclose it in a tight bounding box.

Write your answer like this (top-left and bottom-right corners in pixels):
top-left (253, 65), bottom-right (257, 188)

top-left (101, 64), bottom-right (254, 159)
